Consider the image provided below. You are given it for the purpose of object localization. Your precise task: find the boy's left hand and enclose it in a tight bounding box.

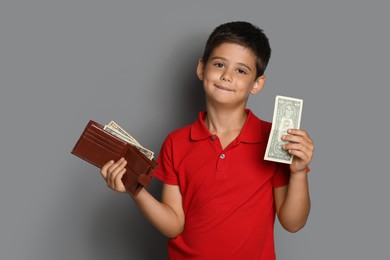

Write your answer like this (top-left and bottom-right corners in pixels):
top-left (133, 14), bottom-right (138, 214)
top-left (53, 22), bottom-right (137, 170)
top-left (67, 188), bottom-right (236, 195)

top-left (282, 129), bottom-right (314, 174)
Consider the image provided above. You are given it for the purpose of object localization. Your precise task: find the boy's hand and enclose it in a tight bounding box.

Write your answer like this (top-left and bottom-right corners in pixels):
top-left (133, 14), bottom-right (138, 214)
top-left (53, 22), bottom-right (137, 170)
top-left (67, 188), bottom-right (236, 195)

top-left (100, 157), bottom-right (128, 192)
top-left (282, 129), bottom-right (314, 174)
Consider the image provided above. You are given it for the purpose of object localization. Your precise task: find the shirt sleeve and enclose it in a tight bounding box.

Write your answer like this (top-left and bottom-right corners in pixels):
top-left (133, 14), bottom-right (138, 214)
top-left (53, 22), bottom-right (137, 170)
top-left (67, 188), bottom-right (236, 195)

top-left (271, 163), bottom-right (290, 188)
top-left (153, 135), bottom-right (179, 185)
top-left (271, 164), bottom-right (311, 188)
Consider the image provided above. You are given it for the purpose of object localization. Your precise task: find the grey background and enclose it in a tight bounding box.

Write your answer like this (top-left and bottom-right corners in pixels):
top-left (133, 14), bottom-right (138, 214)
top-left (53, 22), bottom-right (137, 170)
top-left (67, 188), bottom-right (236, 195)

top-left (1, 0), bottom-right (388, 259)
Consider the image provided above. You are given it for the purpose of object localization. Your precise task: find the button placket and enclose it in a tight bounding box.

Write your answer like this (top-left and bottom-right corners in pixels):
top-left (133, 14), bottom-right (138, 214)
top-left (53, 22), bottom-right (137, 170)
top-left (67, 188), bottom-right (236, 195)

top-left (216, 151), bottom-right (228, 179)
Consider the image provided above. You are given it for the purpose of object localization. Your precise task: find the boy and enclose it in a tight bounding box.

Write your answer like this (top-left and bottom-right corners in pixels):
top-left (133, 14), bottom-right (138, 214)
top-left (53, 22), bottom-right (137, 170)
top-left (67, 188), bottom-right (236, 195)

top-left (101, 21), bottom-right (314, 259)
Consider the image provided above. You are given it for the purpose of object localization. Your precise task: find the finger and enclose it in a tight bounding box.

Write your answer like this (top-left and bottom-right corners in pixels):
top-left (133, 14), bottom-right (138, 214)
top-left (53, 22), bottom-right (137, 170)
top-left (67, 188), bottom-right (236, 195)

top-left (113, 168), bottom-right (127, 190)
top-left (105, 158), bottom-right (125, 186)
top-left (288, 149), bottom-right (310, 164)
top-left (284, 143), bottom-right (313, 162)
top-left (285, 142), bottom-right (313, 157)
top-left (283, 142), bottom-right (307, 153)
top-left (281, 134), bottom-right (304, 144)
top-left (283, 131), bottom-right (313, 147)
top-left (106, 157), bottom-right (126, 174)
top-left (105, 159), bottom-right (120, 184)
top-left (287, 129), bottom-right (313, 143)
top-left (108, 166), bottom-right (127, 192)
top-left (100, 160), bottom-right (115, 179)
top-left (109, 159), bottom-right (127, 186)
top-left (282, 136), bottom-right (314, 153)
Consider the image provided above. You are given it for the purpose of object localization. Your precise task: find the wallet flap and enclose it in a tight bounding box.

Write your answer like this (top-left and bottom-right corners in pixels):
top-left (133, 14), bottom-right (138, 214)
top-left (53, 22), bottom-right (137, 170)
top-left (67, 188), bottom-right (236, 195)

top-left (137, 174), bottom-right (153, 187)
top-left (124, 146), bottom-right (157, 172)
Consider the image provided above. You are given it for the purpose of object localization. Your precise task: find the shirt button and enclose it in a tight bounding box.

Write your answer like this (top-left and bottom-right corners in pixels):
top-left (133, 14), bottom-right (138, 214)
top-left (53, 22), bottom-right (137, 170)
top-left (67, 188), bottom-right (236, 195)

top-left (211, 136), bottom-right (217, 141)
top-left (220, 154), bottom-right (225, 159)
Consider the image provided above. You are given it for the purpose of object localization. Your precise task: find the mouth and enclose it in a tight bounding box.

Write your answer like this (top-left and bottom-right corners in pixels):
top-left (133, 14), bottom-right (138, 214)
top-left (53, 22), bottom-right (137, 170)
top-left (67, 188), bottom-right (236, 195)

top-left (215, 84), bottom-right (234, 92)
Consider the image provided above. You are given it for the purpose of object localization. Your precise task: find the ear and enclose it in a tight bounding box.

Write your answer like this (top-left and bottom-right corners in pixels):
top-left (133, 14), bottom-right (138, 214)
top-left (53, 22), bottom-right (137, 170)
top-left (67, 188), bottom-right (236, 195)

top-left (250, 75), bottom-right (266, 95)
top-left (196, 58), bottom-right (205, 80)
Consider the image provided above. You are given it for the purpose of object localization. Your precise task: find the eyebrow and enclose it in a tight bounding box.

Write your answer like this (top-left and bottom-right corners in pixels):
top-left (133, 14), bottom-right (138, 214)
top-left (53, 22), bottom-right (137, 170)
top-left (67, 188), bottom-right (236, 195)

top-left (211, 56), bottom-right (253, 71)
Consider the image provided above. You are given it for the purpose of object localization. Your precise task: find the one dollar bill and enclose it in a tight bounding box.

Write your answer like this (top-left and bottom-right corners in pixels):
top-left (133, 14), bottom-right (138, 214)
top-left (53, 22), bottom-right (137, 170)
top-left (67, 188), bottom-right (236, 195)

top-left (107, 121), bottom-right (140, 146)
top-left (264, 95), bottom-right (303, 164)
top-left (103, 123), bottom-right (155, 160)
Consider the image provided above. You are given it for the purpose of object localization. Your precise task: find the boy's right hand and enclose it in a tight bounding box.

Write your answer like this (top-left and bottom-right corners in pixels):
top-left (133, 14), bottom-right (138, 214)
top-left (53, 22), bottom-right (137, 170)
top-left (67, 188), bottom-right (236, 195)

top-left (100, 157), bottom-right (127, 193)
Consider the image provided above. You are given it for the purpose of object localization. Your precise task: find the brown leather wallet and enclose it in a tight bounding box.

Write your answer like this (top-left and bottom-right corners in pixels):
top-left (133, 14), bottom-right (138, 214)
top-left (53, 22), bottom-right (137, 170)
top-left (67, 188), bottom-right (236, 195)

top-left (71, 120), bottom-right (158, 196)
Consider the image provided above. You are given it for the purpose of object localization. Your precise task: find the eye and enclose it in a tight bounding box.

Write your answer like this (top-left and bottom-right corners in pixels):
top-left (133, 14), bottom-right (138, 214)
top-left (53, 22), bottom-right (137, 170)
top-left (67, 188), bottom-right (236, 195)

top-left (237, 68), bottom-right (247, 74)
top-left (214, 62), bottom-right (224, 68)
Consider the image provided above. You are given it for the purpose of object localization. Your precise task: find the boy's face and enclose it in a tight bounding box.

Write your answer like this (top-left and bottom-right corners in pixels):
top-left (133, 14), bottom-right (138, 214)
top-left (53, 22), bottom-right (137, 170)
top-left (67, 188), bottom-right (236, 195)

top-left (197, 43), bottom-right (265, 108)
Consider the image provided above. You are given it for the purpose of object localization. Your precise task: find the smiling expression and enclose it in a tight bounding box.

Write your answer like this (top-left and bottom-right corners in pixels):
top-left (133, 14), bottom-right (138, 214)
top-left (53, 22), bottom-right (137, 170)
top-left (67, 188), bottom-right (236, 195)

top-left (197, 43), bottom-right (265, 108)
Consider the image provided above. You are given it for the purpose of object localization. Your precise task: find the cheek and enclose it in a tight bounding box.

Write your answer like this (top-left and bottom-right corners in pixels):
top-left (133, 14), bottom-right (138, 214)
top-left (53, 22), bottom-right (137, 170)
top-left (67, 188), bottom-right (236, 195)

top-left (204, 66), bottom-right (220, 78)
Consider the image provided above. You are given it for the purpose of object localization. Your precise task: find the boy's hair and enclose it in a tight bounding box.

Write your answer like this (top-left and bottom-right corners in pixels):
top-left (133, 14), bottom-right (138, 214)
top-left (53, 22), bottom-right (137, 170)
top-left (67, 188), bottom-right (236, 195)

top-left (202, 21), bottom-right (271, 78)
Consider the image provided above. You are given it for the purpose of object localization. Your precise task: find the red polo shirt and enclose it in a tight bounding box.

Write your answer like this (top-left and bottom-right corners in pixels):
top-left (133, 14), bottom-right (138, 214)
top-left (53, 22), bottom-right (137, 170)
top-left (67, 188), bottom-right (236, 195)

top-left (154, 109), bottom-right (290, 260)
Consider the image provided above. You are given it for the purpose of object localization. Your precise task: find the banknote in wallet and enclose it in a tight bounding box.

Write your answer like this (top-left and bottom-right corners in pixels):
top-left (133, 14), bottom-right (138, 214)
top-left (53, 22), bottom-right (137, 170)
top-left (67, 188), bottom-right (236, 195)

top-left (71, 120), bottom-right (158, 196)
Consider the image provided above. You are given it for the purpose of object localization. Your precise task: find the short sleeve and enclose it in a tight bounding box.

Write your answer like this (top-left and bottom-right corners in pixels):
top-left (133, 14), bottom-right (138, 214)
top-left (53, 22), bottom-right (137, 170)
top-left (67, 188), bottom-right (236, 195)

top-left (271, 164), bottom-right (311, 188)
top-left (153, 135), bottom-right (179, 185)
top-left (271, 163), bottom-right (290, 188)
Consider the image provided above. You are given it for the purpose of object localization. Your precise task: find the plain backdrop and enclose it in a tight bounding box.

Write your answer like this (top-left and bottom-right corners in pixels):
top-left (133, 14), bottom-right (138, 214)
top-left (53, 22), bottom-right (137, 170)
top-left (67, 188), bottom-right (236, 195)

top-left (1, 0), bottom-right (389, 259)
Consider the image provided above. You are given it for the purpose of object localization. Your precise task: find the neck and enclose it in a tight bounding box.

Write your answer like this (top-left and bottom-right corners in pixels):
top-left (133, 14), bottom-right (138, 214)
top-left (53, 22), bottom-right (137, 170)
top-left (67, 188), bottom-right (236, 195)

top-left (204, 104), bottom-right (248, 135)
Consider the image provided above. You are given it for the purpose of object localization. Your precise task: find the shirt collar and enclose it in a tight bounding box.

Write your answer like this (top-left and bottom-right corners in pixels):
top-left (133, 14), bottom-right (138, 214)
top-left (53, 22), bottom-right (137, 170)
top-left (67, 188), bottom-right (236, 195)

top-left (190, 109), bottom-right (267, 143)
top-left (190, 111), bottom-right (212, 141)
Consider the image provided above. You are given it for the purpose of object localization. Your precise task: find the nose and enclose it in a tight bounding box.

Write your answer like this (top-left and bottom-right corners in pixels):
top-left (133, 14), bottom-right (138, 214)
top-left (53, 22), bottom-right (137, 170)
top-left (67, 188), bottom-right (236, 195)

top-left (221, 70), bottom-right (233, 82)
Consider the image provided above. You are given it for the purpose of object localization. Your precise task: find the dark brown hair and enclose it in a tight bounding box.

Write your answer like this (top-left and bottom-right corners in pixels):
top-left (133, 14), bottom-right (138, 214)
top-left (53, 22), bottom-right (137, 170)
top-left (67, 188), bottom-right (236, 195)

top-left (202, 21), bottom-right (271, 78)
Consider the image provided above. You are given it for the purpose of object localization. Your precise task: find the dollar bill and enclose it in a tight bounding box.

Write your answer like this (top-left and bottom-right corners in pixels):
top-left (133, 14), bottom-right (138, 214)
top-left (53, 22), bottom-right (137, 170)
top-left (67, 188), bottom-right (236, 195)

top-left (264, 95), bottom-right (303, 164)
top-left (107, 121), bottom-right (140, 145)
top-left (103, 124), bottom-right (154, 160)
top-left (103, 126), bottom-right (138, 147)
